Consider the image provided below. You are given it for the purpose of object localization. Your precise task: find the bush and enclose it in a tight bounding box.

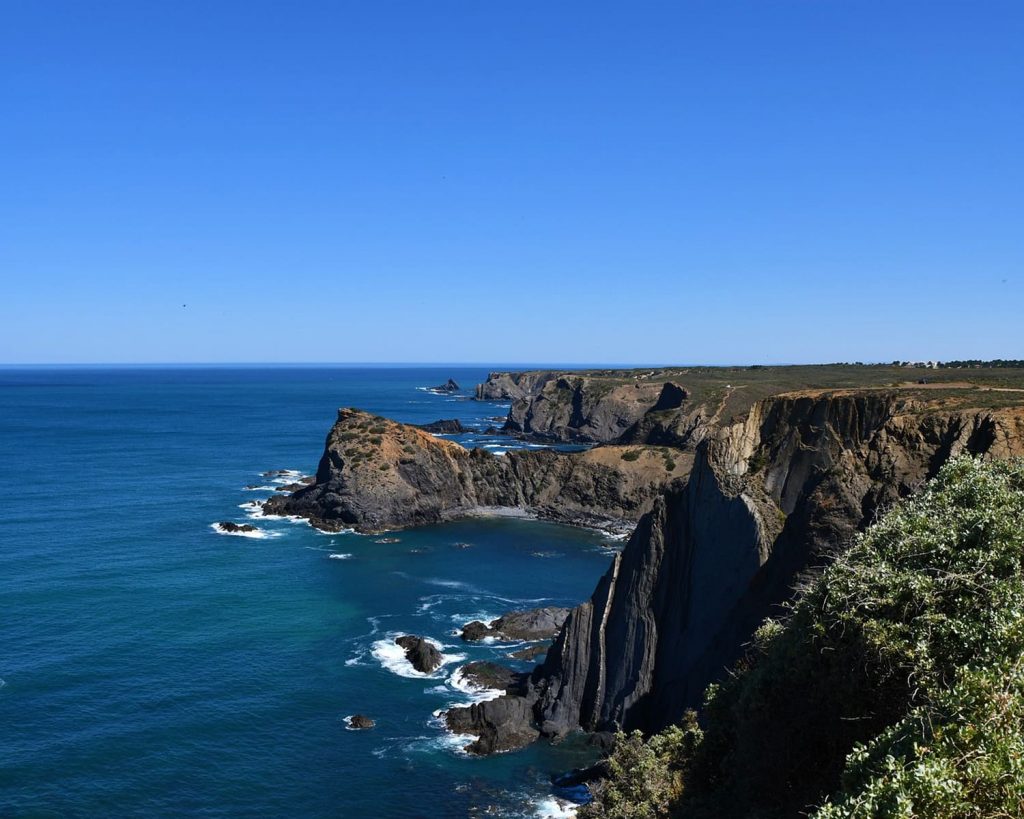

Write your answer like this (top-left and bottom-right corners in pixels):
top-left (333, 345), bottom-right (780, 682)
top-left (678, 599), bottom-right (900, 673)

top-left (585, 457), bottom-right (1024, 819)
top-left (582, 715), bottom-right (701, 819)
top-left (621, 450), bottom-right (642, 462)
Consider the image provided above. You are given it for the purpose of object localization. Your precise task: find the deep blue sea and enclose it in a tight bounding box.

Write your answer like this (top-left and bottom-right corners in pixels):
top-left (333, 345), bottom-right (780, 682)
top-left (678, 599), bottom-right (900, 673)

top-left (0, 366), bottom-right (616, 818)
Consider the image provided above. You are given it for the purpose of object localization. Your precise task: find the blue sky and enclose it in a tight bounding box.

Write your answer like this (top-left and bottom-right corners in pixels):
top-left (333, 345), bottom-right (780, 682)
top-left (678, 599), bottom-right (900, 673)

top-left (1, 1), bottom-right (1021, 365)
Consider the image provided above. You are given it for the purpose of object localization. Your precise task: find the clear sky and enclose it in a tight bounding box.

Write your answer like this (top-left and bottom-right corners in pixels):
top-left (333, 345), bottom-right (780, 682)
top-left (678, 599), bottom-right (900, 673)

top-left (1, 1), bottom-right (1021, 365)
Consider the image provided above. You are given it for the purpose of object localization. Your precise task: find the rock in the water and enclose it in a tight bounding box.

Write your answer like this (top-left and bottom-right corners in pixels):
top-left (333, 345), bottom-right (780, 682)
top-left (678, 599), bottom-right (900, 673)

top-left (216, 521), bottom-right (257, 533)
top-left (460, 621), bottom-right (491, 642)
top-left (444, 694), bottom-right (540, 754)
top-left (553, 759), bottom-right (611, 788)
top-left (460, 607), bottom-right (570, 642)
top-left (347, 714), bottom-right (375, 729)
top-left (395, 635), bottom-right (443, 674)
top-left (509, 644), bottom-right (549, 662)
top-left (417, 419), bottom-right (466, 434)
top-left (432, 378), bottom-right (461, 393)
top-left (275, 481), bottom-right (306, 492)
top-left (458, 661), bottom-right (528, 696)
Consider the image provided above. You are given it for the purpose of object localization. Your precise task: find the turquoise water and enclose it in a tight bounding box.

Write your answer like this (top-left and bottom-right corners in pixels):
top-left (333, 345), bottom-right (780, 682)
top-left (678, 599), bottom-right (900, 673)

top-left (0, 367), bottom-right (613, 818)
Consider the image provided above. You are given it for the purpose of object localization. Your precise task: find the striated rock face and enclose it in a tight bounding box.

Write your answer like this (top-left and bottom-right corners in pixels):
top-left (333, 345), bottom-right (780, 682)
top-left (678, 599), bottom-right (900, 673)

top-left (264, 408), bottom-right (686, 532)
top-left (475, 371), bottom-right (555, 401)
top-left (447, 392), bottom-right (1024, 748)
top-left (477, 370), bottom-right (707, 446)
top-left (504, 376), bottom-right (670, 444)
top-left (614, 383), bottom-right (712, 449)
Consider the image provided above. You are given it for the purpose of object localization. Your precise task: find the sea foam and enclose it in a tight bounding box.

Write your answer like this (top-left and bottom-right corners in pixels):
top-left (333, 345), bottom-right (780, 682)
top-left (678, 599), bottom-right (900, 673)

top-left (210, 522), bottom-right (277, 539)
top-left (370, 635), bottom-right (464, 679)
top-left (448, 665), bottom-right (504, 704)
top-left (533, 797), bottom-right (579, 818)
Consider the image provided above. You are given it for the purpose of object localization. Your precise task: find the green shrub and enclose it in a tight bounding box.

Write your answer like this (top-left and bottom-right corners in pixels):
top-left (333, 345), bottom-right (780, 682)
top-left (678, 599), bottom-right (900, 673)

top-left (582, 716), bottom-right (702, 819)
top-left (585, 457), bottom-right (1024, 819)
top-left (621, 450), bottom-right (642, 462)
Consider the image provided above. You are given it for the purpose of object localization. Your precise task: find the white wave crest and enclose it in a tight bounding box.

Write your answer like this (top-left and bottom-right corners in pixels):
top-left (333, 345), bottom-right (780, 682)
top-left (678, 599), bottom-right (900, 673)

top-left (210, 523), bottom-right (277, 539)
top-left (448, 665), bottom-right (504, 704)
top-left (370, 635), bottom-right (465, 679)
top-left (534, 797), bottom-right (579, 818)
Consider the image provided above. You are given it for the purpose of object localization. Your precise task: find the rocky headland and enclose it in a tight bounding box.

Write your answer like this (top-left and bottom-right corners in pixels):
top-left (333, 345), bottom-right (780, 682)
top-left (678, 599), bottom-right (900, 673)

top-left (264, 365), bottom-right (1024, 762)
top-left (263, 408), bottom-right (687, 533)
top-left (444, 386), bottom-right (1024, 753)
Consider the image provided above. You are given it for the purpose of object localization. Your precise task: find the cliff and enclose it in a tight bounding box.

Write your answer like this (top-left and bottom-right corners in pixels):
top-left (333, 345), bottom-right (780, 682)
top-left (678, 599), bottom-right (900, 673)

top-left (476, 370), bottom-right (694, 444)
top-left (582, 457), bottom-right (1024, 819)
top-left (447, 391), bottom-right (1024, 750)
top-left (263, 408), bottom-right (689, 533)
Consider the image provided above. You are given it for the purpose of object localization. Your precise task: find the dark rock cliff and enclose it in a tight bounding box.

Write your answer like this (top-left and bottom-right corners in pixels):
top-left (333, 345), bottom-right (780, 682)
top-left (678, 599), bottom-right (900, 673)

top-left (476, 371), bottom-right (695, 445)
top-left (447, 392), bottom-right (1024, 749)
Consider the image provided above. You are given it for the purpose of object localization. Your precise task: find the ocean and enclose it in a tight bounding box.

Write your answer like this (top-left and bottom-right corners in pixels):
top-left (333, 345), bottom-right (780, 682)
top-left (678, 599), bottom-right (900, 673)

top-left (0, 366), bottom-right (616, 818)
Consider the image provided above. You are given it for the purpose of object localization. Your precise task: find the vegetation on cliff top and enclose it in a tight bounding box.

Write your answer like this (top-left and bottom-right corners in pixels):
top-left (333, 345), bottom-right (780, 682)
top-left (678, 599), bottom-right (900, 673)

top-left (583, 456), bottom-right (1024, 819)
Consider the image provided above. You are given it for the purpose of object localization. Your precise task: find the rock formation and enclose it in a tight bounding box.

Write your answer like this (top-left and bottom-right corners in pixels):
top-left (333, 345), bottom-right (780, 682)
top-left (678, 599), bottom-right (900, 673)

top-left (503, 376), bottom-right (670, 443)
top-left (417, 419), bottom-right (466, 434)
top-left (263, 409), bottom-right (686, 533)
top-left (445, 390), bottom-right (1024, 750)
top-left (395, 635), bottom-right (443, 674)
top-left (476, 371), bottom-right (697, 445)
top-left (460, 607), bottom-right (570, 642)
top-left (215, 521), bottom-right (258, 533)
top-left (431, 378), bottom-right (461, 393)
top-left (458, 662), bottom-right (528, 695)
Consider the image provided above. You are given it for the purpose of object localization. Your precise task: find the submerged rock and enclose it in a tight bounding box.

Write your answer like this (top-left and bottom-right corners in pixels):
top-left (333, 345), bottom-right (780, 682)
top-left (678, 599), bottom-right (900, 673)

top-left (395, 635), bottom-right (443, 674)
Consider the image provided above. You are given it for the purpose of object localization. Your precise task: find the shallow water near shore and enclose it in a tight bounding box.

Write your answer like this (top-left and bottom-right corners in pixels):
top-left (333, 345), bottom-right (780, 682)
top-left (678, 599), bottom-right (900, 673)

top-left (0, 367), bottom-right (611, 817)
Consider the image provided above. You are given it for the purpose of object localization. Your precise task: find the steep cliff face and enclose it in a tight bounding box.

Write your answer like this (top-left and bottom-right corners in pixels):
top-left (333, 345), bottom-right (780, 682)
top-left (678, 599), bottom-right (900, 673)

top-left (264, 408), bottom-right (688, 532)
top-left (448, 392), bottom-right (1024, 749)
top-left (504, 377), bottom-right (687, 444)
top-left (478, 370), bottom-right (712, 446)
top-left (475, 371), bottom-right (556, 401)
